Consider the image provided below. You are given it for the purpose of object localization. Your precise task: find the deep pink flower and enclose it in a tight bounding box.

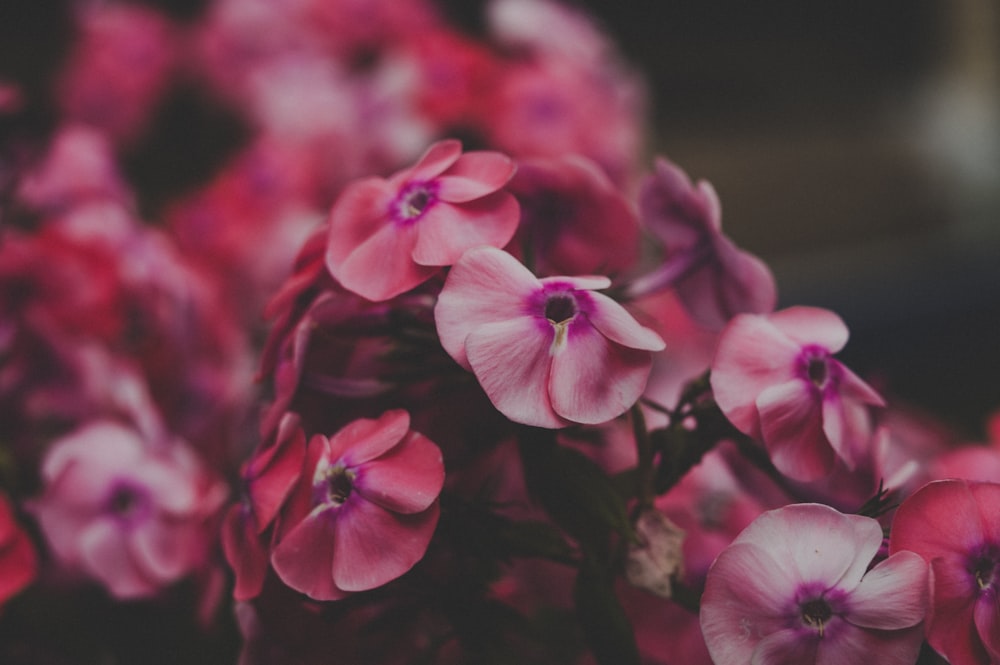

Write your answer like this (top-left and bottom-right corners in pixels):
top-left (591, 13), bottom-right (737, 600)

top-left (325, 139), bottom-right (519, 301)
top-left (626, 157), bottom-right (777, 330)
top-left (435, 246), bottom-right (664, 428)
top-left (31, 421), bottom-right (227, 599)
top-left (701, 503), bottom-right (929, 665)
top-left (711, 306), bottom-right (886, 481)
top-left (889, 479), bottom-right (1000, 665)
top-left (0, 491), bottom-right (37, 608)
top-left (270, 410), bottom-right (444, 600)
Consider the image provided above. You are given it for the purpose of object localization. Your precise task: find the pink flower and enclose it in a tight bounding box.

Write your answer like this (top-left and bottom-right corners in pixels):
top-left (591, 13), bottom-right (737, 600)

top-left (270, 410), bottom-right (444, 600)
top-left (435, 246), bottom-right (664, 428)
top-left (700, 503), bottom-right (929, 665)
top-left (711, 306), bottom-right (886, 481)
top-left (889, 479), bottom-right (1000, 665)
top-left (31, 421), bottom-right (227, 599)
top-left (325, 139), bottom-right (519, 301)
top-left (0, 491), bottom-right (37, 608)
top-left (626, 157), bottom-right (777, 330)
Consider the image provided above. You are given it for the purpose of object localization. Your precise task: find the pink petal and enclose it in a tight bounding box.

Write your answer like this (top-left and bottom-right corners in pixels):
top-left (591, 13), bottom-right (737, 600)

top-left (969, 481), bottom-right (1000, 544)
top-left (847, 551), bottom-right (929, 630)
top-left (246, 418), bottom-right (307, 532)
top-left (769, 307), bottom-right (849, 353)
top-left (757, 380), bottom-right (833, 481)
top-left (271, 509), bottom-right (349, 601)
top-left (548, 324), bottom-right (653, 424)
top-left (710, 314), bottom-right (800, 437)
top-left (404, 139), bottom-right (463, 183)
top-left (411, 192), bottom-right (520, 266)
top-left (435, 246), bottom-right (540, 369)
top-left (325, 177), bottom-right (394, 269)
top-left (336, 219), bottom-right (437, 301)
top-left (974, 591), bottom-right (1000, 663)
top-left (750, 628), bottom-right (818, 665)
top-left (332, 498), bottom-right (439, 592)
top-left (78, 519), bottom-right (157, 598)
top-left (837, 364), bottom-right (887, 407)
top-left (221, 505), bottom-right (268, 601)
top-left (676, 241), bottom-right (777, 331)
top-left (130, 520), bottom-right (190, 584)
top-left (326, 410), bottom-right (411, 468)
top-left (821, 394), bottom-right (874, 471)
top-left (925, 555), bottom-right (984, 665)
top-left (539, 274), bottom-right (612, 291)
top-left (0, 530), bottom-right (35, 604)
top-left (586, 291), bottom-right (665, 351)
top-left (465, 317), bottom-right (567, 428)
top-left (889, 480), bottom-right (985, 562)
top-left (354, 431), bottom-right (444, 514)
top-left (435, 151), bottom-right (517, 202)
top-left (815, 622), bottom-right (924, 665)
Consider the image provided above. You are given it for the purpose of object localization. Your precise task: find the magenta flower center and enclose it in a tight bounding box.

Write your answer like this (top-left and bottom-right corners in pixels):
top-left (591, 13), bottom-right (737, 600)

top-left (797, 345), bottom-right (837, 393)
top-left (394, 181), bottom-right (438, 223)
top-left (326, 466), bottom-right (356, 507)
top-left (104, 482), bottom-right (151, 526)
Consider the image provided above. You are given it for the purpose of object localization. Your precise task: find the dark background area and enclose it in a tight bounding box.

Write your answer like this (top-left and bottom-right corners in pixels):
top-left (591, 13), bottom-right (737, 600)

top-left (2, 0), bottom-right (999, 436)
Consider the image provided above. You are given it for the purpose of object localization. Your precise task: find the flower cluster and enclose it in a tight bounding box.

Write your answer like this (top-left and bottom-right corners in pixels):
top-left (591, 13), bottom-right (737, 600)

top-left (1, 1), bottom-right (998, 665)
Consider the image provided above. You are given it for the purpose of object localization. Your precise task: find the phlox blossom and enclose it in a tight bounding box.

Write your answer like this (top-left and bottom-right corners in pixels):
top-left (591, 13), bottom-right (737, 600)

top-left (325, 139), bottom-right (519, 301)
top-left (270, 410), bottom-right (444, 600)
top-left (31, 421), bottom-right (227, 599)
top-left (700, 503), bottom-right (929, 665)
top-left (889, 479), bottom-right (1000, 665)
top-left (0, 492), bottom-right (37, 608)
top-left (711, 306), bottom-right (885, 481)
top-left (435, 246), bottom-right (664, 429)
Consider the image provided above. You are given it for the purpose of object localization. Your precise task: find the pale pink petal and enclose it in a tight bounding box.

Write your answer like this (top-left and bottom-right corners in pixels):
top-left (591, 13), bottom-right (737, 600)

top-left (336, 219), bottom-right (437, 301)
top-left (78, 519), bottom-right (156, 598)
top-left (435, 151), bottom-right (516, 202)
top-left (405, 139), bottom-right (463, 183)
top-left (271, 509), bottom-right (349, 601)
top-left (847, 551), bottom-right (929, 630)
top-left (837, 364), bottom-right (887, 407)
top-left (354, 431), bottom-right (444, 514)
top-left (465, 317), bottom-right (566, 428)
top-left (710, 314), bottom-right (801, 437)
top-left (411, 192), bottom-right (520, 266)
top-left (326, 410), bottom-right (411, 468)
top-left (769, 307), bottom-right (849, 352)
top-left (697, 180), bottom-right (723, 232)
top-left (750, 628), bottom-right (818, 665)
top-left (585, 291), bottom-right (665, 351)
top-left (130, 520), bottom-right (190, 584)
top-left (815, 622), bottom-right (924, 665)
top-left (539, 274), bottom-right (611, 291)
top-left (757, 380), bottom-right (833, 481)
top-left (822, 394), bottom-right (874, 471)
top-left (331, 498), bottom-right (439, 592)
top-left (325, 177), bottom-right (394, 269)
top-left (435, 246), bottom-right (539, 368)
top-left (221, 505), bottom-right (268, 601)
top-left (548, 324), bottom-right (652, 424)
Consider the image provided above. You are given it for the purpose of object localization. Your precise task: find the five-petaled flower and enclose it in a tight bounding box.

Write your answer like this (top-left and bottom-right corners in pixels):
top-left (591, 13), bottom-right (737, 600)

top-left (435, 246), bottom-right (665, 429)
top-left (325, 139), bottom-right (520, 302)
top-left (700, 503), bottom-right (929, 665)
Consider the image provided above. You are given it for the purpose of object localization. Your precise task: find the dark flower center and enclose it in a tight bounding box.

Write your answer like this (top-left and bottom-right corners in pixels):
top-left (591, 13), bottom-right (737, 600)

top-left (105, 484), bottom-right (149, 524)
top-left (807, 358), bottom-right (828, 387)
top-left (327, 467), bottom-right (355, 506)
top-left (544, 293), bottom-right (577, 324)
top-left (972, 555), bottom-right (999, 591)
top-left (396, 182), bottom-right (437, 222)
top-left (800, 598), bottom-right (833, 635)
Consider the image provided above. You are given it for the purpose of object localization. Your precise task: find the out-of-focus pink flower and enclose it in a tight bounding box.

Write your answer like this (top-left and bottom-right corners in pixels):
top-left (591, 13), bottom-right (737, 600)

top-left (326, 139), bottom-right (519, 301)
top-left (711, 307), bottom-right (886, 481)
top-left (0, 491), bottom-right (37, 608)
top-left (270, 410), bottom-right (444, 600)
top-left (626, 158), bottom-right (776, 330)
top-left (701, 503), bottom-right (929, 665)
top-left (435, 246), bottom-right (664, 428)
top-left (507, 154), bottom-right (639, 277)
top-left (889, 479), bottom-right (1000, 665)
top-left (31, 421), bottom-right (227, 599)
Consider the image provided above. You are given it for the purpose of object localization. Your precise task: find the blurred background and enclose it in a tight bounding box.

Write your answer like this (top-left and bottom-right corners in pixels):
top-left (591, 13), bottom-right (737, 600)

top-left (2, 0), bottom-right (999, 434)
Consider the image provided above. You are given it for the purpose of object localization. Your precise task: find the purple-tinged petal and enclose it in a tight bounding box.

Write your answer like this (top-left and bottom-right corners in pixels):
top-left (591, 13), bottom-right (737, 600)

top-left (975, 591), bottom-right (1000, 663)
top-left (221, 504), bottom-right (268, 601)
top-left (586, 291), bottom-right (665, 351)
top-left (336, 219), bottom-right (437, 301)
top-left (969, 481), bottom-right (1000, 544)
top-left (331, 498), bottom-right (439, 592)
top-left (768, 307), bottom-right (849, 353)
top-left (821, 394), bottom-right (874, 471)
top-left (465, 317), bottom-right (567, 428)
top-left (246, 416), bottom-right (307, 532)
top-left (411, 192), bottom-right (520, 266)
top-left (435, 151), bottom-right (516, 202)
top-left (757, 380), bottom-right (833, 481)
top-left (130, 520), bottom-right (189, 584)
top-left (815, 622), bottom-right (924, 665)
top-left (548, 323), bottom-right (652, 424)
top-left (270, 508), bottom-right (349, 601)
top-left (354, 431), bottom-right (445, 514)
top-left (711, 314), bottom-right (801, 437)
top-left (78, 519), bottom-right (156, 599)
top-left (925, 556), bottom-right (985, 665)
top-left (435, 246), bottom-right (539, 368)
top-left (750, 628), bottom-right (818, 665)
top-left (325, 177), bottom-right (394, 270)
top-left (403, 139), bottom-right (463, 183)
top-left (326, 410), bottom-right (411, 468)
top-left (846, 551), bottom-right (929, 630)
